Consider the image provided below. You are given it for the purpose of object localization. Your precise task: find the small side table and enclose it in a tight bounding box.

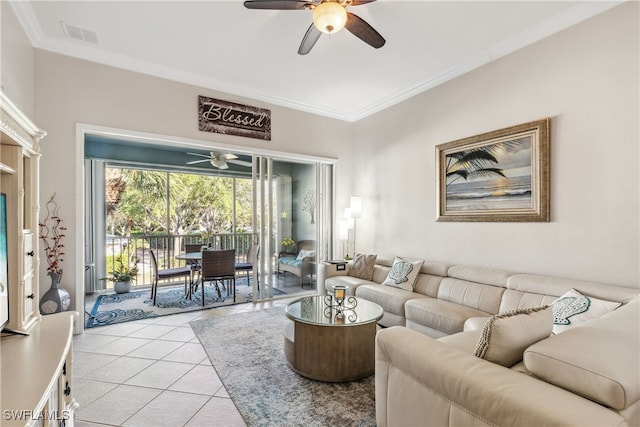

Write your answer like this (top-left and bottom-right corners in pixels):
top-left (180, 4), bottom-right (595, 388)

top-left (325, 260), bottom-right (348, 271)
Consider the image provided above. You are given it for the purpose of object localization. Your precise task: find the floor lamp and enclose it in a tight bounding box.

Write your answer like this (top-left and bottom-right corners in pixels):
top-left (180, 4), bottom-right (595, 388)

top-left (348, 196), bottom-right (362, 256)
top-left (338, 218), bottom-right (349, 259)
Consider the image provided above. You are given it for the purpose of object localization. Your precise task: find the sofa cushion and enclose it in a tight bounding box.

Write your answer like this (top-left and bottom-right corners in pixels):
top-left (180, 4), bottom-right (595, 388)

top-left (551, 288), bottom-right (622, 334)
top-left (524, 297), bottom-right (639, 410)
top-left (507, 273), bottom-right (639, 303)
top-left (413, 261), bottom-right (450, 297)
top-left (349, 253), bottom-right (377, 280)
top-left (405, 298), bottom-right (492, 335)
top-left (473, 306), bottom-right (552, 367)
top-left (279, 256), bottom-right (301, 268)
top-left (437, 277), bottom-right (505, 314)
top-left (325, 276), bottom-right (373, 295)
top-left (447, 265), bottom-right (512, 287)
top-left (355, 284), bottom-right (426, 318)
top-left (382, 257), bottom-right (424, 291)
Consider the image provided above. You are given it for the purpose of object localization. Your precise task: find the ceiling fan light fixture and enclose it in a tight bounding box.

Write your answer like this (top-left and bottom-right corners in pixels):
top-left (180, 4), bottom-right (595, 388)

top-left (313, 1), bottom-right (347, 34)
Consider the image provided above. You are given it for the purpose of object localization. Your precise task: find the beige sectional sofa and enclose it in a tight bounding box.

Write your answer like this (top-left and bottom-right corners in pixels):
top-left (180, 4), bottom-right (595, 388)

top-left (317, 256), bottom-right (640, 426)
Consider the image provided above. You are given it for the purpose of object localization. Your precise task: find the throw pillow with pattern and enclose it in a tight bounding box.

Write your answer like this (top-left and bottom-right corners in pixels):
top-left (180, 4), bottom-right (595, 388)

top-left (349, 253), bottom-right (377, 280)
top-left (381, 257), bottom-right (424, 292)
top-left (551, 288), bottom-right (622, 334)
top-left (296, 249), bottom-right (315, 261)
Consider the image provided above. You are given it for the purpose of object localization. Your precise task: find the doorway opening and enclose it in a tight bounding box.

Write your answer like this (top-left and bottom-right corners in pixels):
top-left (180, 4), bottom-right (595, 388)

top-left (82, 132), bottom-right (334, 328)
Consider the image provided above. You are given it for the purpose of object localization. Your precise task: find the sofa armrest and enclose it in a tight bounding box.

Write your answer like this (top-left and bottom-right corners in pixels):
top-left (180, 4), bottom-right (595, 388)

top-left (317, 262), bottom-right (350, 295)
top-left (375, 327), bottom-right (626, 427)
top-left (463, 316), bottom-right (490, 331)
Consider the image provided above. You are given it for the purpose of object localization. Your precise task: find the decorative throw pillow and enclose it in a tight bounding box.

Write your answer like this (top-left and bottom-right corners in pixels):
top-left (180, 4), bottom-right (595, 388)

top-left (349, 253), bottom-right (377, 281)
top-left (551, 288), bottom-right (622, 334)
top-left (381, 257), bottom-right (424, 292)
top-left (474, 305), bottom-right (552, 367)
top-left (296, 249), bottom-right (315, 261)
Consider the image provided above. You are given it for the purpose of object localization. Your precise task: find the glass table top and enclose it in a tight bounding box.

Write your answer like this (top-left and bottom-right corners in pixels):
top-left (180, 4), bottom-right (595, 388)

top-left (286, 295), bottom-right (383, 326)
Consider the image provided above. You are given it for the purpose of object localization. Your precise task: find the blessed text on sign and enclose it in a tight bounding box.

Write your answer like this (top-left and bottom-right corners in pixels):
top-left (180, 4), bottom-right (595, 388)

top-left (198, 96), bottom-right (271, 141)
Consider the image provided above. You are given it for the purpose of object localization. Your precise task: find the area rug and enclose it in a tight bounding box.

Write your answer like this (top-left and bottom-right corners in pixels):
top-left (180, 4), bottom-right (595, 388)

top-left (190, 307), bottom-right (376, 427)
top-left (85, 278), bottom-right (284, 328)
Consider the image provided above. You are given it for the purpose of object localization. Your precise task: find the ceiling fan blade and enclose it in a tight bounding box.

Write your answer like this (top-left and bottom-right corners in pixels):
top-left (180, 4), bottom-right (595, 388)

top-left (228, 159), bottom-right (253, 167)
top-left (345, 12), bottom-right (385, 49)
top-left (298, 23), bottom-right (322, 55)
top-left (350, 0), bottom-right (377, 5)
top-left (220, 153), bottom-right (239, 161)
top-left (187, 152), bottom-right (212, 159)
top-left (244, 0), bottom-right (312, 10)
top-left (186, 159), bottom-right (212, 165)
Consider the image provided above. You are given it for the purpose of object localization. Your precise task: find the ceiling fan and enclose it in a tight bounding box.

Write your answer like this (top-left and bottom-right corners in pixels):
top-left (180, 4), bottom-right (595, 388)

top-left (186, 152), bottom-right (252, 170)
top-left (244, 0), bottom-right (385, 55)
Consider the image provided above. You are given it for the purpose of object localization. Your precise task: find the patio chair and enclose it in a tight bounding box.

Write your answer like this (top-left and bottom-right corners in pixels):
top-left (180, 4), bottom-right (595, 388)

top-left (200, 249), bottom-right (236, 306)
top-left (150, 249), bottom-right (192, 306)
top-left (235, 244), bottom-right (258, 286)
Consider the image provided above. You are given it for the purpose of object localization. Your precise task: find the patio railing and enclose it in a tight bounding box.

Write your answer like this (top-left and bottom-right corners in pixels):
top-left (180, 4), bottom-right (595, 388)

top-left (101, 232), bottom-right (255, 291)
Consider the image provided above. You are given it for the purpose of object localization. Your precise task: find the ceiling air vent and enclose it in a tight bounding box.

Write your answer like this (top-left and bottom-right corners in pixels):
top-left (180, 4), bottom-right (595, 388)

top-left (60, 22), bottom-right (98, 44)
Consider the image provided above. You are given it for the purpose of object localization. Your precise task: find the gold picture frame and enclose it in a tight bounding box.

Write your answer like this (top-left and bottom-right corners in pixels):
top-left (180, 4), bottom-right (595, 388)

top-left (436, 118), bottom-right (549, 222)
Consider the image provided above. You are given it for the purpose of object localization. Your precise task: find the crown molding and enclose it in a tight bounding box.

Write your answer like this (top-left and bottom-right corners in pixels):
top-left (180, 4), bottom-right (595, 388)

top-left (349, 1), bottom-right (624, 121)
top-left (10, 1), bottom-right (623, 123)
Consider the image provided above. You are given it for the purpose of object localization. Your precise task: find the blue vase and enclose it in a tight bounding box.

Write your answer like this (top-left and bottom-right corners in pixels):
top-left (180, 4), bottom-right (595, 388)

top-left (40, 270), bottom-right (71, 315)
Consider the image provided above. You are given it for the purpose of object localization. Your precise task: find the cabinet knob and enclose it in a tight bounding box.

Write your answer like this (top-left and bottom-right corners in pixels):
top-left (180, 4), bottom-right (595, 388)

top-left (27, 293), bottom-right (35, 299)
top-left (26, 251), bottom-right (34, 256)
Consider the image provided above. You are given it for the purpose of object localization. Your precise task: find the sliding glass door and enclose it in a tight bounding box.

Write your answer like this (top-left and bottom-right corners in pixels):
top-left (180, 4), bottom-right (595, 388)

top-left (251, 156), bottom-right (334, 301)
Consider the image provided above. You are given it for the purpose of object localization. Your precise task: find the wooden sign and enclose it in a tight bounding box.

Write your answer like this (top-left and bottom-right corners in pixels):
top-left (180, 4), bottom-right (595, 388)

top-left (198, 96), bottom-right (271, 141)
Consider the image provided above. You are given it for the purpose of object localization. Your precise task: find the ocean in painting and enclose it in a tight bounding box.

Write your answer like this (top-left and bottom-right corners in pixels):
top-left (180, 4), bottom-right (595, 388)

top-left (446, 174), bottom-right (532, 211)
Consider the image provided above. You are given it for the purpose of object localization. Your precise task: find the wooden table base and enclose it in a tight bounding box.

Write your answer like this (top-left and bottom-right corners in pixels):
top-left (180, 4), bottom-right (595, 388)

top-left (284, 320), bottom-right (377, 382)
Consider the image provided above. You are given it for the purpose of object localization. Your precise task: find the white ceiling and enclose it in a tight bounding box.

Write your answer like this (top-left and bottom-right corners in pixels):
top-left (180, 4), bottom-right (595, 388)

top-left (10, 1), bottom-right (621, 122)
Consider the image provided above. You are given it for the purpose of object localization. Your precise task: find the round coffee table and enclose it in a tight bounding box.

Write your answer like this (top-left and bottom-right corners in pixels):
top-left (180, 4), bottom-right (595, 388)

top-left (284, 295), bottom-right (383, 382)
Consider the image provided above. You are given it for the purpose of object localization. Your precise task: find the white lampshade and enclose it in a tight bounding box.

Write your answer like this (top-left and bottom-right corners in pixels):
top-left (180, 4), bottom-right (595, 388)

top-left (349, 196), bottom-right (362, 219)
top-left (313, 1), bottom-right (347, 34)
top-left (343, 208), bottom-right (355, 227)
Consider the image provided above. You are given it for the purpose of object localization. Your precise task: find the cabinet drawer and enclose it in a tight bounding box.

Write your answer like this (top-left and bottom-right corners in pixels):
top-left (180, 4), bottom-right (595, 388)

top-left (23, 274), bottom-right (35, 322)
top-left (23, 232), bottom-right (34, 274)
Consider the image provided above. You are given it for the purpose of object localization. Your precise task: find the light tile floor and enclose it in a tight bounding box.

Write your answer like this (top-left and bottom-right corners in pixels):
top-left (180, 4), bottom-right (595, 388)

top-left (74, 297), bottom-right (296, 427)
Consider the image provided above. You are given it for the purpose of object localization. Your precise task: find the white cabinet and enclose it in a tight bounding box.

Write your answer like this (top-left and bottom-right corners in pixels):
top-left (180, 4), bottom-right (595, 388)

top-left (1, 311), bottom-right (78, 426)
top-left (0, 91), bottom-right (45, 333)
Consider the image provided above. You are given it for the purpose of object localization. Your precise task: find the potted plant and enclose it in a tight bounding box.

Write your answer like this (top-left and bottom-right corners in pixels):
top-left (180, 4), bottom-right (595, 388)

top-left (281, 237), bottom-right (296, 254)
top-left (104, 255), bottom-right (139, 294)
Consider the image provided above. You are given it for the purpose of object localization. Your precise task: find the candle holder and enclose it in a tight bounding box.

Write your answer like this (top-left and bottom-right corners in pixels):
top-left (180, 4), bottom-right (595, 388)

top-left (324, 285), bottom-right (358, 321)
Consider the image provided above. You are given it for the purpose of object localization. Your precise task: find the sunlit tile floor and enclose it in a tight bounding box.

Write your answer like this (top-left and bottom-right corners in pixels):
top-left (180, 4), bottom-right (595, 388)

top-left (74, 297), bottom-right (297, 427)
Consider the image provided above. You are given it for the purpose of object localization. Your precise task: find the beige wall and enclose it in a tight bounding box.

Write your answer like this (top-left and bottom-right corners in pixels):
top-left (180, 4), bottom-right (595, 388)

top-left (351, 2), bottom-right (639, 287)
top-left (1, 2), bottom-right (34, 117)
top-left (32, 51), bottom-right (353, 307)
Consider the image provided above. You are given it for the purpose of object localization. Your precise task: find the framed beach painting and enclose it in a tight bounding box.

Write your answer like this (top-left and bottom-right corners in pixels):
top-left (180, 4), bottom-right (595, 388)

top-left (436, 118), bottom-right (549, 222)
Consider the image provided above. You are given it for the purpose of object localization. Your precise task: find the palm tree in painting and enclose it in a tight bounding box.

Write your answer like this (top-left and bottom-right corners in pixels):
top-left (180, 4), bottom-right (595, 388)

top-left (446, 144), bottom-right (506, 185)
